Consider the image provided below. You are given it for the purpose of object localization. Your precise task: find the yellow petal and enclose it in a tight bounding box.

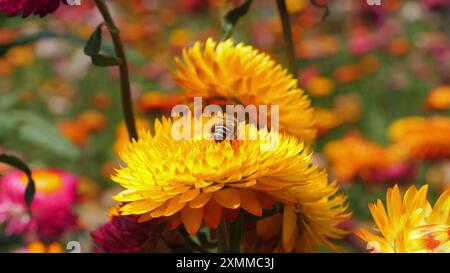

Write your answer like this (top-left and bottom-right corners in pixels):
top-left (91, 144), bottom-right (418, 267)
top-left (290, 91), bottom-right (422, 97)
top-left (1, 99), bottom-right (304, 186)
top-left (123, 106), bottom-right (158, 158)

top-left (120, 199), bottom-right (165, 215)
top-left (282, 206), bottom-right (298, 252)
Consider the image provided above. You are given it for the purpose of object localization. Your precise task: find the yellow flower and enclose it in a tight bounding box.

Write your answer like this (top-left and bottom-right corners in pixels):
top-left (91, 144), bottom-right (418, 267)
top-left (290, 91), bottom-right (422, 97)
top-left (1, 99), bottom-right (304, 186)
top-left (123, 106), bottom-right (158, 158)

top-left (255, 178), bottom-right (350, 252)
top-left (173, 38), bottom-right (316, 143)
top-left (388, 116), bottom-right (450, 160)
top-left (357, 185), bottom-right (450, 253)
top-left (112, 116), bottom-right (348, 250)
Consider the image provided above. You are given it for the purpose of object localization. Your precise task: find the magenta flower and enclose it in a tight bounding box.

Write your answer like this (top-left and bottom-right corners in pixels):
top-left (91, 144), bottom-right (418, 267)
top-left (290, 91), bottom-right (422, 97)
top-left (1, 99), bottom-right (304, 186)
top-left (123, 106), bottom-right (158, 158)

top-left (421, 0), bottom-right (450, 9)
top-left (367, 163), bottom-right (416, 186)
top-left (91, 215), bottom-right (156, 253)
top-left (0, 169), bottom-right (78, 238)
top-left (0, 0), bottom-right (70, 17)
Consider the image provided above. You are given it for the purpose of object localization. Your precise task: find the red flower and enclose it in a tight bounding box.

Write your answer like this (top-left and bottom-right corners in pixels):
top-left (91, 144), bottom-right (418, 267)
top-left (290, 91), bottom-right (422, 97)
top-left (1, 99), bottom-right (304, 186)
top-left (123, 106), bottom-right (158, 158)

top-left (0, 0), bottom-right (69, 17)
top-left (91, 216), bottom-right (156, 253)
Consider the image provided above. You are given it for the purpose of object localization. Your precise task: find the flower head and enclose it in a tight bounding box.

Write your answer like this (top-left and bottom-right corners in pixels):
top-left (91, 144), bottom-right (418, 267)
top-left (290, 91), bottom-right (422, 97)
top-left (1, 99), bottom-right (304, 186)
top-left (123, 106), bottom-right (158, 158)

top-left (14, 241), bottom-right (64, 253)
top-left (0, 0), bottom-right (68, 17)
top-left (323, 132), bottom-right (386, 184)
top-left (91, 215), bottom-right (157, 253)
top-left (0, 169), bottom-right (78, 238)
top-left (356, 185), bottom-right (450, 253)
top-left (112, 116), bottom-right (349, 251)
top-left (426, 85), bottom-right (450, 111)
top-left (173, 38), bottom-right (316, 142)
top-left (324, 132), bottom-right (415, 185)
top-left (388, 116), bottom-right (450, 161)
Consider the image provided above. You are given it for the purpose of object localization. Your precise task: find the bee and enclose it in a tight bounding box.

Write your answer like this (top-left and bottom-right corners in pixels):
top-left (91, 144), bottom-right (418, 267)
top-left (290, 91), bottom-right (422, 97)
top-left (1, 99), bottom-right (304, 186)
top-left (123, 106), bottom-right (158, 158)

top-left (211, 115), bottom-right (239, 143)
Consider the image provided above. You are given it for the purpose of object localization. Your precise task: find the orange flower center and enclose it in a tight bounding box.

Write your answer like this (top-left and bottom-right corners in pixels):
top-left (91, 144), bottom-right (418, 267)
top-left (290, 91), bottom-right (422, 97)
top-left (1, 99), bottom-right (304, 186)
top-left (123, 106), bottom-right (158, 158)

top-left (20, 170), bottom-right (63, 194)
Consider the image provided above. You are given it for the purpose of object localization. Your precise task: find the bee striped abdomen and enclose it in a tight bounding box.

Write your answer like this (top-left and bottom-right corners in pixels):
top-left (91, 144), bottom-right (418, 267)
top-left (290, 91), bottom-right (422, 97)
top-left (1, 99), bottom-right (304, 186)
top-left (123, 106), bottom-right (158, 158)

top-left (212, 116), bottom-right (237, 143)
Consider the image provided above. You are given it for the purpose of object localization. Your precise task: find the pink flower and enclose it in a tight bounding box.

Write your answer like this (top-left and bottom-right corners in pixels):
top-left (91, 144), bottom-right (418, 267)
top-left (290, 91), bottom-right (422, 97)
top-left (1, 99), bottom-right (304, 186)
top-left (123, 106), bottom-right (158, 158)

top-left (179, 0), bottom-right (209, 14)
top-left (0, 0), bottom-right (69, 17)
top-left (367, 163), bottom-right (416, 185)
top-left (0, 169), bottom-right (78, 238)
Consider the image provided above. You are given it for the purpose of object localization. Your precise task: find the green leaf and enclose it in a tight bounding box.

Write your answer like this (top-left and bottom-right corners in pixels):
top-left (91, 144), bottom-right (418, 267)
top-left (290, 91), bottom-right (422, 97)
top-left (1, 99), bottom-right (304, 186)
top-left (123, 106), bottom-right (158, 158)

top-left (0, 111), bottom-right (80, 160)
top-left (92, 54), bottom-right (120, 67)
top-left (0, 154), bottom-right (35, 214)
top-left (83, 23), bottom-right (105, 57)
top-left (310, 0), bottom-right (330, 21)
top-left (222, 0), bottom-right (253, 40)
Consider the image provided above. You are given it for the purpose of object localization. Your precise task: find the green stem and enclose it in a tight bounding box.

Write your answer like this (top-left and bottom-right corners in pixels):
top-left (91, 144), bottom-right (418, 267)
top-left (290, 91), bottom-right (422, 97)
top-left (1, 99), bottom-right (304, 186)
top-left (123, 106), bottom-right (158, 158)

top-left (217, 219), bottom-right (231, 253)
top-left (217, 216), bottom-right (243, 253)
top-left (94, 0), bottom-right (138, 141)
top-left (276, 0), bottom-right (297, 76)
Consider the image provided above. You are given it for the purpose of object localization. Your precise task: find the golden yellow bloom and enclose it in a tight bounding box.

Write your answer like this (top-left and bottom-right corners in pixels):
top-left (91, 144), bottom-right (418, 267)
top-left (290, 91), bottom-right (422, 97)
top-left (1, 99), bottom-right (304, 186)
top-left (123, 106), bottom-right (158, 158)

top-left (388, 116), bottom-right (450, 160)
top-left (426, 85), bottom-right (450, 111)
top-left (357, 185), bottom-right (450, 253)
top-left (255, 179), bottom-right (350, 252)
top-left (112, 116), bottom-right (348, 251)
top-left (173, 38), bottom-right (316, 142)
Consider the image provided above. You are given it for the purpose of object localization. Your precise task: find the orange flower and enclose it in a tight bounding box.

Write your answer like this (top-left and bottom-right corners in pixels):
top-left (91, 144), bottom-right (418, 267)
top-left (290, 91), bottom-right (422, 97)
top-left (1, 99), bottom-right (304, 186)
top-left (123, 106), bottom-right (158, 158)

top-left (138, 92), bottom-right (182, 114)
top-left (78, 110), bottom-right (107, 133)
top-left (24, 241), bottom-right (64, 253)
top-left (332, 94), bottom-right (362, 123)
top-left (388, 37), bottom-right (410, 56)
top-left (305, 76), bottom-right (335, 97)
top-left (359, 55), bottom-right (379, 75)
top-left (89, 92), bottom-right (113, 109)
top-left (314, 108), bottom-right (343, 137)
top-left (5, 45), bottom-right (35, 67)
top-left (58, 120), bottom-right (90, 146)
top-left (333, 64), bottom-right (362, 84)
top-left (323, 132), bottom-right (386, 184)
top-left (388, 116), bottom-right (450, 161)
top-left (426, 85), bottom-right (450, 111)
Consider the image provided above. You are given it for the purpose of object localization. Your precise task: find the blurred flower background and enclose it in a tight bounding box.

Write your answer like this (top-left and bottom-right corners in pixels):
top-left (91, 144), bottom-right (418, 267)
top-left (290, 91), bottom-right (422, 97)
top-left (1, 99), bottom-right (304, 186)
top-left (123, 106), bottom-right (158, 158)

top-left (1, 0), bottom-right (450, 253)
